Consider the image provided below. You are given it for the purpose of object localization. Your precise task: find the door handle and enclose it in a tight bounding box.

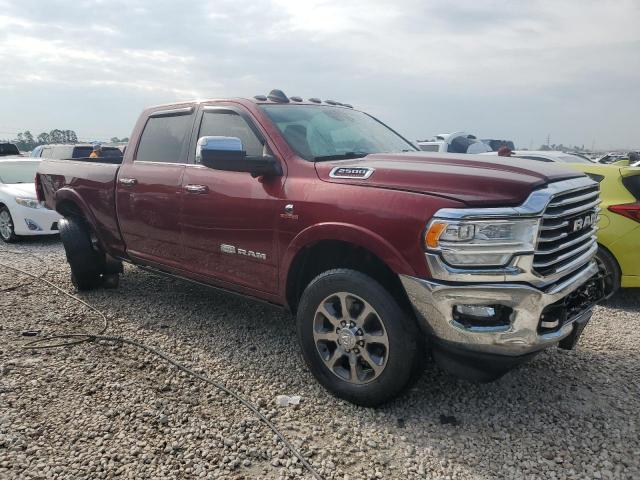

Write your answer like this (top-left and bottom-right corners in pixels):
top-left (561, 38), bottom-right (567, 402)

top-left (184, 184), bottom-right (209, 194)
top-left (118, 177), bottom-right (137, 186)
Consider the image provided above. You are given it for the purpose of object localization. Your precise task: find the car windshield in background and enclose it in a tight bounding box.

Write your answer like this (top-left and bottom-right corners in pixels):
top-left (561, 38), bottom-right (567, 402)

top-left (259, 105), bottom-right (417, 161)
top-left (0, 161), bottom-right (38, 184)
top-left (0, 143), bottom-right (20, 156)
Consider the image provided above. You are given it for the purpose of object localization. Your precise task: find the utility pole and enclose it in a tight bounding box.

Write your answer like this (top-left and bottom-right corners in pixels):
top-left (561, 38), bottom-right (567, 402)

top-left (546, 134), bottom-right (551, 148)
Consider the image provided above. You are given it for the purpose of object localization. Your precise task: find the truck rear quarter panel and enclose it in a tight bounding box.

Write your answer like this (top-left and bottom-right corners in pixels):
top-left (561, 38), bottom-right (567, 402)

top-left (37, 159), bottom-right (125, 257)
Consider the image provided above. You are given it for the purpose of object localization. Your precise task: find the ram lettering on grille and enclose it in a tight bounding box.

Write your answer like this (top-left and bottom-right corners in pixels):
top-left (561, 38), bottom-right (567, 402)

top-left (534, 184), bottom-right (600, 278)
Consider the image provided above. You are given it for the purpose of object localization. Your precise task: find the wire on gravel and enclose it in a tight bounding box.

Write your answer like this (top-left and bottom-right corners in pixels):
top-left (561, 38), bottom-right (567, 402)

top-left (0, 254), bottom-right (324, 480)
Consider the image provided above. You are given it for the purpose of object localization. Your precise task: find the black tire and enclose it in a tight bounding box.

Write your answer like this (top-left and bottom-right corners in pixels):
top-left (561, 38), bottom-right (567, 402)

top-left (0, 206), bottom-right (19, 243)
top-left (102, 273), bottom-right (120, 289)
top-left (296, 269), bottom-right (424, 407)
top-left (59, 217), bottom-right (104, 290)
top-left (596, 245), bottom-right (621, 298)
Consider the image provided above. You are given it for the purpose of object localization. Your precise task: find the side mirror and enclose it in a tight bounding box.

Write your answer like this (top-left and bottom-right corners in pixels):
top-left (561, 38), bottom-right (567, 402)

top-left (196, 136), bottom-right (282, 177)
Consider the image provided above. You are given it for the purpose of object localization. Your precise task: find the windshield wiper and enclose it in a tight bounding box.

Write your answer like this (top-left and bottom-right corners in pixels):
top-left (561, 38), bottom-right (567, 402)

top-left (314, 151), bottom-right (370, 162)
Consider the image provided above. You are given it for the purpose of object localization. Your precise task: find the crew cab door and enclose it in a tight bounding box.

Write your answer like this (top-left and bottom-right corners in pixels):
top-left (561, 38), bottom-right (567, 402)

top-left (116, 106), bottom-right (195, 267)
top-left (180, 105), bottom-right (284, 294)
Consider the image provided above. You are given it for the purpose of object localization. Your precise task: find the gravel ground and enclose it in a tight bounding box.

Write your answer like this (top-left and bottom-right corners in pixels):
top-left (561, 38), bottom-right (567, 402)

top-left (1, 237), bottom-right (639, 480)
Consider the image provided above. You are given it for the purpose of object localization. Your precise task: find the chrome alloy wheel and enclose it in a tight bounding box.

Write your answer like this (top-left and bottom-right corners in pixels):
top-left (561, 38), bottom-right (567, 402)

top-left (0, 210), bottom-right (13, 240)
top-left (313, 292), bottom-right (389, 384)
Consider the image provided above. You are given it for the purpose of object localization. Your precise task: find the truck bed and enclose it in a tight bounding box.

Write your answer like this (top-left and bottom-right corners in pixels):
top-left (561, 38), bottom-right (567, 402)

top-left (37, 159), bottom-right (126, 256)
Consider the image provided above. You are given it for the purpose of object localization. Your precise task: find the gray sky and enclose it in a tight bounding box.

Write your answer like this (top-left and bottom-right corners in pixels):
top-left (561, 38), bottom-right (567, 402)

top-left (1, 0), bottom-right (639, 149)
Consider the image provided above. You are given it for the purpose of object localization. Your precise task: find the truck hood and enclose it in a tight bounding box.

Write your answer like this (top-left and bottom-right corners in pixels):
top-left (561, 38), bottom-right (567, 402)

top-left (315, 152), bottom-right (585, 206)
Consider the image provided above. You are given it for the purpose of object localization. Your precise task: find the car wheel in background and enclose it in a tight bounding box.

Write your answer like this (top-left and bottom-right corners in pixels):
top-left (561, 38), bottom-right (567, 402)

top-left (296, 269), bottom-right (424, 407)
top-left (596, 245), bottom-right (621, 299)
top-left (0, 206), bottom-right (19, 243)
top-left (59, 217), bottom-right (105, 290)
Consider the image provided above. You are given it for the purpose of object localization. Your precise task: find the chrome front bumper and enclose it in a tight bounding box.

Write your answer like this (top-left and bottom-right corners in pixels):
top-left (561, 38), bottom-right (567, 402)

top-left (400, 261), bottom-right (599, 357)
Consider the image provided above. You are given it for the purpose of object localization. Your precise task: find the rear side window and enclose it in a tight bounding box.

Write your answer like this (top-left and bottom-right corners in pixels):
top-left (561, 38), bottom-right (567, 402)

top-left (136, 112), bottom-right (193, 163)
top-left (198, 111), bottom-right (263, 156)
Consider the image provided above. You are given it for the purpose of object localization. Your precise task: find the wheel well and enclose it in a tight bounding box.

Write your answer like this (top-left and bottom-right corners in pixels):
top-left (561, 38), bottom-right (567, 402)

top-left (56, 200), bottom-right (83, 219)
top-left (286, 240), bottom-right (411, 314)
top-left (597, 242), bottom-right (621, 272)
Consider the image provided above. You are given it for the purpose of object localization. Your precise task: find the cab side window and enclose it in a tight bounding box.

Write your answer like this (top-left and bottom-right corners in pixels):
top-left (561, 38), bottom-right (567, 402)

top-left (136, 112), bottom-right (193, 163)
top-left (198, 111), bottom-right (263, 157)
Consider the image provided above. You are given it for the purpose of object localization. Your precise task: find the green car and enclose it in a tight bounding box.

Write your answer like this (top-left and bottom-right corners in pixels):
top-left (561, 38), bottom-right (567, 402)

top-left (495, 151), bottom-right (640, 296)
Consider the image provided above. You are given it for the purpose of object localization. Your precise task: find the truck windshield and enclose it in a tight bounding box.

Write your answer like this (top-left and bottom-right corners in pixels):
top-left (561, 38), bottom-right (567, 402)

top-left (0, 161), bottom-right (38, 184)
top-left (259, 105), bottom-right (417, 161)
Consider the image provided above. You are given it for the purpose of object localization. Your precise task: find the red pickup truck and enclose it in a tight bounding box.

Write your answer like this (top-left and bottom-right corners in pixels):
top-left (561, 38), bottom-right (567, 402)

top-left (37, 90), bottom-right (604, 406)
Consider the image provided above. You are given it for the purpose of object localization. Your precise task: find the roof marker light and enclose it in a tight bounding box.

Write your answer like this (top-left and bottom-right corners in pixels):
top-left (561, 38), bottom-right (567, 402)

top-left (267, 89), bottom-right (289, 103)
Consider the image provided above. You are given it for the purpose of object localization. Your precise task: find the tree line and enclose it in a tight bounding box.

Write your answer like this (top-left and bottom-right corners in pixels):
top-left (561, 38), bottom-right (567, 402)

top-left (5, 130), bottom-right (78, 151)
top-left (3, 130), bottom-right (130, 152)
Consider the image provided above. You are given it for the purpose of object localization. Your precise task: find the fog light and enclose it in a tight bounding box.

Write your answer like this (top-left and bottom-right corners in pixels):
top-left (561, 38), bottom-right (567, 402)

top-left (24, 219), bottom-right (42, 231)
top-left (454, 305), bottom-right (496, 317)
top-left (452, 304), bottom-right (512, 329)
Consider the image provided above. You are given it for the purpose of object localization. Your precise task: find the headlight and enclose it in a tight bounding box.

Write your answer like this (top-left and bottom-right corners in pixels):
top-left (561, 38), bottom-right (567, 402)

top-left (15, 197), bottom-right (42, 209)
top-left (424, 218), bottom-right (540, 267)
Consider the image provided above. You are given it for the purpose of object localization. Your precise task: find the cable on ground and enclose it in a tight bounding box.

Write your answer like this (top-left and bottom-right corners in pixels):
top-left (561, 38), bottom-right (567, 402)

top-left (0, 253), bottom-right (323, 480)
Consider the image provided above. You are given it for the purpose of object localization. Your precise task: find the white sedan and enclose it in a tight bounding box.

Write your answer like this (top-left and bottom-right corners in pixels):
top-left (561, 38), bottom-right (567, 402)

top-left (0, 159), bottom-right (62, 242)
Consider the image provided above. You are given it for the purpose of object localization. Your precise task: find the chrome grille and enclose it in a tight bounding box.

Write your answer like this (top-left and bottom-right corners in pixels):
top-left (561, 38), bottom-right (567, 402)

top-left (534, 183), bottom-right (600, 278)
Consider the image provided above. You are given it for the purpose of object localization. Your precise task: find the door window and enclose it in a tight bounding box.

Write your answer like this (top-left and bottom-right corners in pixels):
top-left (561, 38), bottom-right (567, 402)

top-left (198, 111), bottom-right (263, 157)
top-left (136, 113), bottom-right (193, 163)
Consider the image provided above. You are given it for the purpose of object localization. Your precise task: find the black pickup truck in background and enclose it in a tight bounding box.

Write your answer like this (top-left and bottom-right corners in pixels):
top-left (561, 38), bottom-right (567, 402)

top-left (0, 143), bottom-right (21, 157)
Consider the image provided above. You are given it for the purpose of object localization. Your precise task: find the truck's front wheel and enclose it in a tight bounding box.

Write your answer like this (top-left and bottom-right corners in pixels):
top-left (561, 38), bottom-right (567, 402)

top-left (59, 217), bottom-right (105, 291)
top-left (297, 269), bottom-right (424, 407)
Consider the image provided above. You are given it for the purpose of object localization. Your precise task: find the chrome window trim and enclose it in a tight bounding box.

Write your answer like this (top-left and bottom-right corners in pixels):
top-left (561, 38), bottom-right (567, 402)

top-left (133, 161), bottom-right (188, 166)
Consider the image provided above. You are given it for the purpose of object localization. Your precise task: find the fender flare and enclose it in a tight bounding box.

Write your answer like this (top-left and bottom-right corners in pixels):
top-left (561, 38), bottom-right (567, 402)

top-left (54, 188), bottom-right (99, 229)
top-left (279, 222), bottom-right (416, 296)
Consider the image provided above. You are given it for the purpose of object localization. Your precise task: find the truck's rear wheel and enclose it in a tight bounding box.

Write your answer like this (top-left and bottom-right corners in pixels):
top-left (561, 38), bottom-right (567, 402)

top-left (59, 217), bottom-right (105, 291)
top-left (297, 269), bottom-right (424, 407)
